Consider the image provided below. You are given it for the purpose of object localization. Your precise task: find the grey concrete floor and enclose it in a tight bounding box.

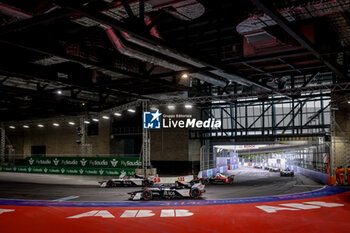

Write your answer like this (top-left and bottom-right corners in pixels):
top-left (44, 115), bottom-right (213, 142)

top-left (0, 167), bottom-right (324, 202)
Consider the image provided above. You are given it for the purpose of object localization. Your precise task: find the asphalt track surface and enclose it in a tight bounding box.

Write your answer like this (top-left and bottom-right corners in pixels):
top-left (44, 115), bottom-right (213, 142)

top-left (0, 167), bottom-right (324, 201)
top-left (1, 167), bottom-right (350, 233)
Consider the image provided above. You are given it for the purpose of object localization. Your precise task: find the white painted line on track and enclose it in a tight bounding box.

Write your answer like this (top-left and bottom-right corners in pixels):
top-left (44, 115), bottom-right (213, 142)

top-left (293, 185), bottom-right (325, 187)
top-left (54, 196), bottom-right (80, 201)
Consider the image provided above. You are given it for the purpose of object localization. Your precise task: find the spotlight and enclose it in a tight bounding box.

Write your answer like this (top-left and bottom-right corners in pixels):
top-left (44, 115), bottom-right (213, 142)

top-left (114, 112), bottom-right (122, 116)
top-left (53, 123), bottom-right (60, 127)
top-left (167, 105), bottom-right (175, 110)
top-left (23, 125), bottom-right (29, 129)
top-left (83, 120), bottom-right (90, 124)
top-left (348, 101), bottom-right (350, 104)
top-left (81, 102), bottom-right (86, 106)
top-left (102, 116), bottom-right (109, 119)
top-left (128, 109), bottom-right (136, 113)
top-left (185, 104), bottom-right (193, 109)
top-left (57, 90), bottom-right (62, 95)
top-left (9, 126), bottom-right (15, 129)
top-left (68, 122), bottom-right (75, 125)
top-left (181, 73), bottom-right (189, 79)
top-left (92, 118), bottom-right (99, 122)
top-left (37, 124), bottom-right (44, 128)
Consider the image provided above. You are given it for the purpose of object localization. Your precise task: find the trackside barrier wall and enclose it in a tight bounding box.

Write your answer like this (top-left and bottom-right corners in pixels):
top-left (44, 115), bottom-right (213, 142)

top-left (247, 163), bottom-right (330, 185)
top-left (0, 157), bottom-right (142, 176)
top-left (198, 156), bottom-right (239, 178)
top-left (152, 175), bottom-right (194, 184)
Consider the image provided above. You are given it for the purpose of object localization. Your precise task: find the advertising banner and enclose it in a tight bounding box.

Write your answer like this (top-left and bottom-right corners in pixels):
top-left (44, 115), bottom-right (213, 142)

top-left (26, 157), bottom-right (142, 168)
top-left (0, 165), bottom-right (136, 176)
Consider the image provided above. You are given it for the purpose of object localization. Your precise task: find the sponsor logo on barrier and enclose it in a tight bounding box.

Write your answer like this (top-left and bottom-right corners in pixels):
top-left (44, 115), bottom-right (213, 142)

top-left (67, 209), bottom-right (194, 219)
top-left (79, 169), bottom-right (84, 174)
top-left (28, 158), bottom-right (34, 165)
top-left (53, 158), bottom-right (59, 166)
top-left (110, 159), bottom-right (118, 167)
top-left (80, 159), bottom-right (87, 167)
top-left (99, 169), bottom-right (104, 175)
top-left (89, 160), bottom-right (108, 166)
top-left (121, 160), bottom-right (141, 167)
top-left (61, 160), bottom-right (78, 166)
top-left (44, 168), bottom-right (48, 173)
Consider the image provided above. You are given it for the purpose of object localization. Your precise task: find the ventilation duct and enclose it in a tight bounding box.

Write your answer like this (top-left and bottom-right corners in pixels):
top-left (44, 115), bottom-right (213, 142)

top-left (106, 27), bottom-right (227, 87)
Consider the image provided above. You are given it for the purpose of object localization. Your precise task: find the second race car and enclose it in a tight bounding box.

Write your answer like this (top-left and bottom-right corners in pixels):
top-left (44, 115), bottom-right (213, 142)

top-left (99, 172), bottom-right (154, 188)
top-left (280, 168), bottom-right (294, 177)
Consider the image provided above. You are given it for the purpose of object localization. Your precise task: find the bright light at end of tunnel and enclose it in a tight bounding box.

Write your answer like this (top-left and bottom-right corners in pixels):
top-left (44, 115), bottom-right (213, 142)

top-left (167, 105), bottom-right (175, 110)
top-left (181, 73), bottom-right (189, 79)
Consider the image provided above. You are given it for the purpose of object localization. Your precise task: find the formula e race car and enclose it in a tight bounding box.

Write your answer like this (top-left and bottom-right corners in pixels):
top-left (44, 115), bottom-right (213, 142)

top-left (208, 173), bottom-right (235, 184)
top-left (99, 172), bottom-right (154, 188)
top-left (254, 165), bottom-right (263, 169)
top-left (129, 181), bottom-right (206, 201)
top-left (269, 167), bottom-right (281, 172)
top-left (280, 168), bottom-right (294, 177)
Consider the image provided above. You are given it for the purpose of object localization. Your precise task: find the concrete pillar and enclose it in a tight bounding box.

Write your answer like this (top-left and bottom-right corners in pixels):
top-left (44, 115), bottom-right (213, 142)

top-left (0, 123), bottom-right (5, 164)
top-left (331, 92), bottom-right (350, 174)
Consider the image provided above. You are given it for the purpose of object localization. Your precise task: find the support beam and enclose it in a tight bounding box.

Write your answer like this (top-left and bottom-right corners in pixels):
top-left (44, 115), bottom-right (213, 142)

top-left (250, 0), bottom-right (346, 79)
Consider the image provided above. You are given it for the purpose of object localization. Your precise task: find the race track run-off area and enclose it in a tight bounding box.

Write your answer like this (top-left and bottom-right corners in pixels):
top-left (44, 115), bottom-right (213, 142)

top-left (0, 188), bottom-right (350, 232)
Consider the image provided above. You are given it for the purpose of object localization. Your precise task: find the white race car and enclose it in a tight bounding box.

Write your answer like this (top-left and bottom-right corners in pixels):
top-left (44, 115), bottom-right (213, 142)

top-left (99, 172), bottom-right (154, 188)
top-left (269, 167), bottom-right (281, 172)
top-left (129, 181), bottom-right (206, 201)
top-left (280, 168), bottom-right (294, 177)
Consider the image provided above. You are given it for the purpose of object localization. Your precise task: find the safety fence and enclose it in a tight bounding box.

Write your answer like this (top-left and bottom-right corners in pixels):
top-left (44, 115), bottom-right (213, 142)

top-left (0, 156), bottom-right (142, 176)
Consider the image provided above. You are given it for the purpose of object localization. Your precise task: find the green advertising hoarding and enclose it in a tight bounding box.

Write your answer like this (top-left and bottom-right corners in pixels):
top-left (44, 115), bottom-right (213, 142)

top-left (0, 165), bottom-right (136, 176)
top-left (26, 157), bottom-right (142, 168)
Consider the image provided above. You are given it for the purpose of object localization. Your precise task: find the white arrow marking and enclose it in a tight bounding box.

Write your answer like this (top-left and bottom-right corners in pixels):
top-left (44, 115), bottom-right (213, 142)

top-left (175, 209), bottom-right (194, 217)
top-left (160, 210), bottom-right (175, 217)
top-left (0, 209), bottom-right (15, 215)
top-left (303, 201), bottom-right (344, 207)
top-left (256, 205), bottom-right (299, 213)
top-left (279, 203), bottom-right (321, 210)
top-left (120, 210), bottom-right (138, 218)
top-left (136, 210), bottom-right (155, 218)
top-left (67, 210), bottom-right (115, 219)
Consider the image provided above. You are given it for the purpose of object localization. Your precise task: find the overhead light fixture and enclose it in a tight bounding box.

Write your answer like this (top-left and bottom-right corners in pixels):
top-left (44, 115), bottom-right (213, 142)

top-left (9, 126), bottom-right (15, 129)
top-left (114, 112), bottom-right (122, 116)
top-left (102, 116), bottom-right (110, 120)
top-left (150, 106), bottom-right (158, 111)
top-left (37, 124), bottom-right (44, 128)
top-left (68, 122), bottom-right (75, 125)
top-left (23, 125), bottom-right (29, 129)
top-left (57, 90), bottom-right (62, 95)
top-left (185, 104), bottom-right (193, 109)
top-left (81, 102), bottom-right (86, 106)
top-left (83, 120), bottom-right (90, 124)
top-left (167, 105), bottom-right (175, 110)
top-left (348, 101), bottom-right (350, 104)
top-left (92, 118), bottom-right (99, 122)
top-left (128, 109), bottom-right (136, 113)
top-left (181, 73), bottom-right (189, 79)
top-left (53, 123), bottom-right (60, 127)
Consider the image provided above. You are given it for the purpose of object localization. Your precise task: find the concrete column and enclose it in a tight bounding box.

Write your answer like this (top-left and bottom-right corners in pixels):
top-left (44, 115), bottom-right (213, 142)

top-left (331, 92), bottom-right (350, 173)
top-left (0, 123), bottom-right (5, 164)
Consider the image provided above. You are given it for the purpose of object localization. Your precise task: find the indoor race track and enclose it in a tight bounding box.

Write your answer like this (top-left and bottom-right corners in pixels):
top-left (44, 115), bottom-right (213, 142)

top-left (0, 166), bottom-right (350, 233)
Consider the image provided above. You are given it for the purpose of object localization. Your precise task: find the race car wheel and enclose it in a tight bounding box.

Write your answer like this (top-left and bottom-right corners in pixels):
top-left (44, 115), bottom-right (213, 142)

top-left (142, 189), bottom-right (152, 201)
top-left (106, 180), bottom-right (114, 188)
top-left (190, 188), bottom-right (201, 199)
top-left (143, 180), bottom-right (150, 186)
top-left (229, 177), bottom-right (234, 184)
top-left (201, 179), bottom-right (209, 185)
